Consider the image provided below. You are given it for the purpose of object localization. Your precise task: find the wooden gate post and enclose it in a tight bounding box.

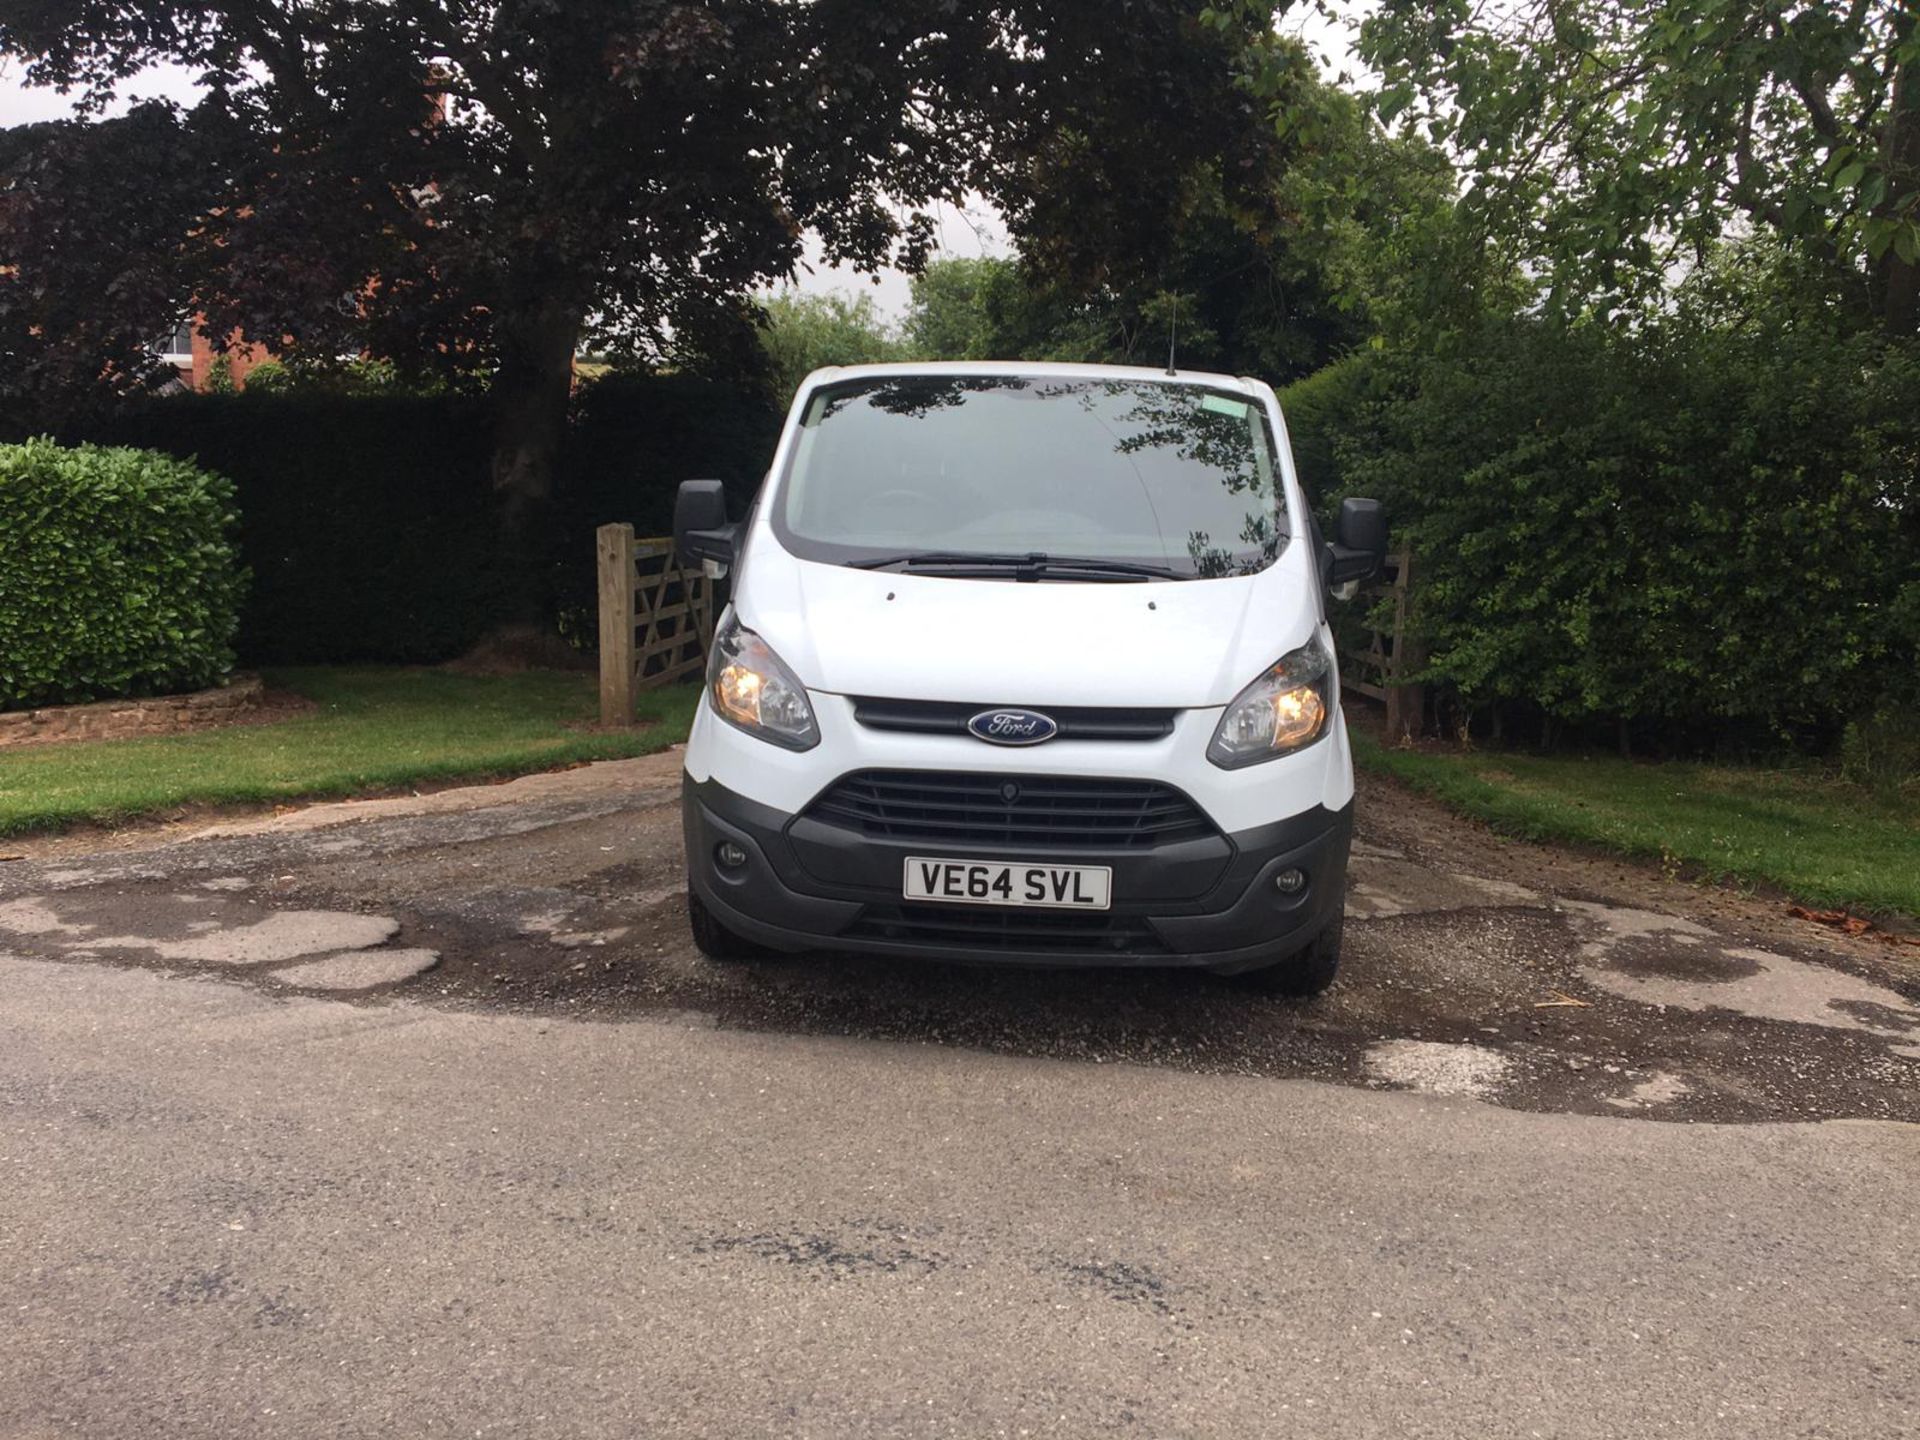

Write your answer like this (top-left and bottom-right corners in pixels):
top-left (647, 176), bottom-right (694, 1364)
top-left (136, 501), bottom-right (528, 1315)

top-left (597, 523), bottom-right (636, 727)
top-left (1383, 549), bottom-right (1421, 742)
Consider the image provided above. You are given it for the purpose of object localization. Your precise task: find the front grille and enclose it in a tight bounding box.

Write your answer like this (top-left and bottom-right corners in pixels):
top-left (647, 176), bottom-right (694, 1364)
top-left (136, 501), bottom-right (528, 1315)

top-left (852, 697), bottom-right (1176, 742)
top-left (803, 770), bottom-right (1216, 850)
top-left (846, 903), bottom-right (1168, 955)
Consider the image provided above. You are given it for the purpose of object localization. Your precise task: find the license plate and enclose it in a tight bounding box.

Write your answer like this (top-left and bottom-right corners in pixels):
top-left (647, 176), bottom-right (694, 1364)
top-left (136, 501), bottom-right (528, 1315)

top-left (902, 856), bottom-right (1112, 911)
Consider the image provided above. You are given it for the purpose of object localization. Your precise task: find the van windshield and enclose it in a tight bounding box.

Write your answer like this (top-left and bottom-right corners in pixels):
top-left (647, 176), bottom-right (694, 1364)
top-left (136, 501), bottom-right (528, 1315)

top-left (772, 375), bottom-right (1287, 579)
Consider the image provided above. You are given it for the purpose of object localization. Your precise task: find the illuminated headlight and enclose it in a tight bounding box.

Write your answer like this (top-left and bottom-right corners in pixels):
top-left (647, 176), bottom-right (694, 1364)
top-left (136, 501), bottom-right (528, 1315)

top-left (706, 614), bottom-right (819, 751)
top-left (1206, 641), bottom-right (1332, 768)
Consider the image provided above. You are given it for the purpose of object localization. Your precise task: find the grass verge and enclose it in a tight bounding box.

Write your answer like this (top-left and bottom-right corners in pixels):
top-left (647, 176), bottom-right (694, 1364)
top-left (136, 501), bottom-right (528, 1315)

top-left (1349, 726), bottom-right (1920, 918)
top-left (0, 667), bottom-right (700, 837)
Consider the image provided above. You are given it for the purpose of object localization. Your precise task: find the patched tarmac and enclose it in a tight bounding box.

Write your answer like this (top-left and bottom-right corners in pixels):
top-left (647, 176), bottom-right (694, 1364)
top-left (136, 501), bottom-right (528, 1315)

top-left (5, 752), bottom-right (1920, 1438)
top-left (3, 749), bottom-right (1916, 1124)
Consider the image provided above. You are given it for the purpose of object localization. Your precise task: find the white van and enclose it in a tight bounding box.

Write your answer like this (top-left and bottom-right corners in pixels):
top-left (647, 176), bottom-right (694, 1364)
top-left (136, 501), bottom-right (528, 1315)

top-left (672, 362), bottom-right (1384, 995)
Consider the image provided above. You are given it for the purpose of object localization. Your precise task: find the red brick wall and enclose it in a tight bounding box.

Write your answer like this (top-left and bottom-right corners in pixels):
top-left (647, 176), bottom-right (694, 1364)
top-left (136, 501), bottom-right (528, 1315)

top-left (189, 325), bottom-right (275, 391)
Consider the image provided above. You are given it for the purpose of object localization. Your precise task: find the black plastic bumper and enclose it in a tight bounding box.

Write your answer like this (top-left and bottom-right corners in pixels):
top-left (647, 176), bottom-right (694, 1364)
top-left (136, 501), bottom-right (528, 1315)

top-left (682, 773), bottom-right (1352, 974)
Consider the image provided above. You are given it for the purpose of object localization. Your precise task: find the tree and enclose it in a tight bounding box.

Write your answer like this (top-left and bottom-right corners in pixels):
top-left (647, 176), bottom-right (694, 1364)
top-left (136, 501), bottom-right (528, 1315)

top-left (901, 72), bottom-right (1459, 382)
top-left (756, 290), bottom-right (903, 407)
top-left (0, 104), bottom-right (226, 428)
top-left (903, 258), bottom-right (1115, 363)
top-left (0, 0), bottom-right (1283, 600)
top-left (1354, 0), bottom-right (1920, 333)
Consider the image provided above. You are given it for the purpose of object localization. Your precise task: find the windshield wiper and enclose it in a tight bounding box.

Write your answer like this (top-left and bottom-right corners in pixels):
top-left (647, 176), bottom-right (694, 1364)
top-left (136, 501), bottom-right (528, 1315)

top-left (1027, 556), bottom-right (1189, 581)
top-left (846, 551), bottom-right (1189, 581)
top-left (846, 550), bottom-right (1034, 571)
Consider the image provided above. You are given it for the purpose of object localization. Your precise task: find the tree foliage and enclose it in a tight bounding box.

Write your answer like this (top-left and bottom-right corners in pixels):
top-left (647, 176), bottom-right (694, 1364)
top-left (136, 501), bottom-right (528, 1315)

top-left (897, 71), bottom-right (1460, 383)
top-left (901, 258), bottom-right (1120, 365)
top-left (0, 0), bottom-right (1283, 511)
top-left (243, 357), bottom-right (453, 397)
top-left (0, 103), bottom-right (224, 422)
top-left (1356, 0), bottom-right (1920, 332)
top-left (756, 290), bottom-right (903, 407)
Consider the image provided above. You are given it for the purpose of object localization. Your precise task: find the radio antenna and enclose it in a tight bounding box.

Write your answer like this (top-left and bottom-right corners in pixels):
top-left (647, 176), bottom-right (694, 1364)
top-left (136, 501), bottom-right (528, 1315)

top-left (1165, 294), bottom-right (1178, 376)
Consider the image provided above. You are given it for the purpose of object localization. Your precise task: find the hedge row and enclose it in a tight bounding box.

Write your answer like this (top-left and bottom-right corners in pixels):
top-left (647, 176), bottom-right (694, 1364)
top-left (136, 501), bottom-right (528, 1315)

top-left (46, 374), bottom-right (784, 666)
top-left (1279, 314), bottom-right (1920, 750)
top-left (553, 373), bottom-right (784, 641)
top-left (80, 393), bottom-right (504, 664)
top-left (0, 439), bottom-right (245, 709)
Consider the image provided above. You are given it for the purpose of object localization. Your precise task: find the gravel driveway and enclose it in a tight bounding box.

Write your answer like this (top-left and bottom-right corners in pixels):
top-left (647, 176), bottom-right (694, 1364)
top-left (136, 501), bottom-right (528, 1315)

top-left (6, 750), bottom-right (1916, 1124)
top-left (2, 752), bottom-right (1916, 1436)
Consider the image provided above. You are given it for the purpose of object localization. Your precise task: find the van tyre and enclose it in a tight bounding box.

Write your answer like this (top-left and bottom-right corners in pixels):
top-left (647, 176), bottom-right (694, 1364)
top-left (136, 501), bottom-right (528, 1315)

top-left (1242, 913), bottom-right (1343, 998)
top-left (687, 889), bottom-right (774, 962)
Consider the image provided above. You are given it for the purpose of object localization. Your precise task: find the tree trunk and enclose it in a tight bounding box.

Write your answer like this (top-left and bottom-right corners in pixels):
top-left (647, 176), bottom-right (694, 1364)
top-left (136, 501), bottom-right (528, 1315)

top-left (491, 295), bottom-right (584, 521)
top-left (1880, 51), bottom-right (1919, 335)
top-left (485, 296), bottom-right (584, 640)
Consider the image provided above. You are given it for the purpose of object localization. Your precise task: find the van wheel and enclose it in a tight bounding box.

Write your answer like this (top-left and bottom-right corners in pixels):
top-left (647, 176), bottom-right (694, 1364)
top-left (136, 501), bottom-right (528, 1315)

top-left (1240, 913), bottom-right (1343, 998)
top-left (687, 889), bottom-right (773, 962)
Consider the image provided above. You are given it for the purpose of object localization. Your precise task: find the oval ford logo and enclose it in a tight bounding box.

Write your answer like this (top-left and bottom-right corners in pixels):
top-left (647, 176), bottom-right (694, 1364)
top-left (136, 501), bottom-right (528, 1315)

top-left (967, 708), bottom-right (1059, 746)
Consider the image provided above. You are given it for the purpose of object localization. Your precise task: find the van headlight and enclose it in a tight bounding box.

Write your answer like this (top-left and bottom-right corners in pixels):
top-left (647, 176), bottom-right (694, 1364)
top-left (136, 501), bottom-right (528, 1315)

top-left (1206, 641), bottom-right (1332, 769)
top-left (706, 615), bottom-right (820, 751)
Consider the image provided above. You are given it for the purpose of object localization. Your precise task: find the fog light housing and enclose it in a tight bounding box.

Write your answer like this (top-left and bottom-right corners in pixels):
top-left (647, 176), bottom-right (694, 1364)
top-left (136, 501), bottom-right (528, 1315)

top-left (1273, 868), bottom-right (1306, 895)
top-left (715, 842), bottom-right (749, 870)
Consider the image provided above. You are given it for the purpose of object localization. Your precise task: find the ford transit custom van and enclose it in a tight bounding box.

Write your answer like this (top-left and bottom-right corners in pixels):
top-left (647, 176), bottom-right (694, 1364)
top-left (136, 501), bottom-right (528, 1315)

top-left (674, 362), bottom-right (1385, 995)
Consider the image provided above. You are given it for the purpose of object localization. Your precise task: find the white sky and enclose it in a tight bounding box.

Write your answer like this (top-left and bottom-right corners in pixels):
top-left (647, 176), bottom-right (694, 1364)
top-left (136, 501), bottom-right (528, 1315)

top-left (0, 6), bottom-right (1365, 320)
top-left (0, 57), bottom-right (205, 123)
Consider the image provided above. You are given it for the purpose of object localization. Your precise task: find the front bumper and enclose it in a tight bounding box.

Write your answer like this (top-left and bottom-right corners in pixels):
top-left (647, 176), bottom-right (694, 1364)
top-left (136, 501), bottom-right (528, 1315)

top-left (683, 774), bottom-right (1352, 973)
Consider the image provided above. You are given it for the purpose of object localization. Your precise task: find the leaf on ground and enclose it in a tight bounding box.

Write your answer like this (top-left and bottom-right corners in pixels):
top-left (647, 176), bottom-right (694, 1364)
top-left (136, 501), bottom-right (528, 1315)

top-left (1788, 905), bottom-right (1920, 947)
top-left (1788, 904), bottom-right (1873, 936)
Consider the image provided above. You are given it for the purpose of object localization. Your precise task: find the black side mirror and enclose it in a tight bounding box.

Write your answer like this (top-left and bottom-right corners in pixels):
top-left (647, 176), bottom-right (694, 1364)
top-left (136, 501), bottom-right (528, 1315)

top-left (1324, 497), bottom-right (1387, 587)
top-left (674, 479), bottom-right (736, 570)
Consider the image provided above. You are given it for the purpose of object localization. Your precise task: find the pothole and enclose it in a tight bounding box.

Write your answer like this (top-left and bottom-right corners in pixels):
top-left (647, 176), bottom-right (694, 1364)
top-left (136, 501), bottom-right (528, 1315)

top-left (1603, 1072), bottom-right (1690, 1110)
top-left (99, 910), bottom-right (400, 965)
top-left (1564, 900), bottom-right (1920, 1045)
top-left (1366, 1040), bottom-right (1513, 1098)
top-left (270, 948), bottom-right (440, 990)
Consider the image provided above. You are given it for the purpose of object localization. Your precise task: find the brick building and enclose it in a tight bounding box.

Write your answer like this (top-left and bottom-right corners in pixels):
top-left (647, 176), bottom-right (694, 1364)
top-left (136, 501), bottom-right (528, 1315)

top-left (152, 317), bottom-right (275, 392)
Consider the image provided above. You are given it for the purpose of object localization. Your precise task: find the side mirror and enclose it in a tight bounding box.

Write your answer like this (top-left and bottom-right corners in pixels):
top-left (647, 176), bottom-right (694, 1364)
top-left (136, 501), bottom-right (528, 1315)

top-left (1324, 497), bottom-right (1386, 588)
top-left (674, 479), bottom-right (736, 573)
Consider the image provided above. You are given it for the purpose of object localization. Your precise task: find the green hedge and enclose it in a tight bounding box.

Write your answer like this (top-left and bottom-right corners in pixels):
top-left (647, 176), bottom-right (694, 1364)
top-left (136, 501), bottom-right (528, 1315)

top-left (552, 372), bottom-right (784, 639)
top-left (48, 376), bottom-right (785, 666)
top-left (566, 371), bottom-right (784, 532)
top-left (1276, 350), bottom-right (1373, 503)
top-left (81, 392), bottom-right (508, 664)
top-left (0, 439), bottom-right (246, 709)
top-left (1280, 305), bottom-right (1920, 751)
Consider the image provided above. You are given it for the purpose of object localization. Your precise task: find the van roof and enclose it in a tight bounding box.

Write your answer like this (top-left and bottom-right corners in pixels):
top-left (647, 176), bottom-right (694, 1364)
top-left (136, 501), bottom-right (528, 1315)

top-left (797, 359), bottom-right (1259, 394)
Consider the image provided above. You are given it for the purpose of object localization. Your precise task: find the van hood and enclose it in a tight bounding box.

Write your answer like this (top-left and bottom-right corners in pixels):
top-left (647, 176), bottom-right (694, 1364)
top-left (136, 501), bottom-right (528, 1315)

top-left (735, 542), bottom-right (1322, 709)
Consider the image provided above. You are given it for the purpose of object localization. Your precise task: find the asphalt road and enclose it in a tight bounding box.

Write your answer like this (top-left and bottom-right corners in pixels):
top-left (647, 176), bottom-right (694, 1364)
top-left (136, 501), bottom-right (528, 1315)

top-left (2, 754), bottom-right (1917, 1437)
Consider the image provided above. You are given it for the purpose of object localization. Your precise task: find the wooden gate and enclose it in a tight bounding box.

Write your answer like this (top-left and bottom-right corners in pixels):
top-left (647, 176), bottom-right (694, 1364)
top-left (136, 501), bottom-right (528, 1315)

top-left (596, 523), bottom-right (717, 726)
top-left (1336, 548), bottom-right (1423, 741)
